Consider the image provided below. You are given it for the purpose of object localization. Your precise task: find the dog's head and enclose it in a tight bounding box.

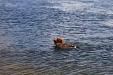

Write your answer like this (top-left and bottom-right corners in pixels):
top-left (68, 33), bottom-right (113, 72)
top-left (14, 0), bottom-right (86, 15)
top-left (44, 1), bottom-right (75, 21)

top-left (53, 37), bottom-right (64, 44)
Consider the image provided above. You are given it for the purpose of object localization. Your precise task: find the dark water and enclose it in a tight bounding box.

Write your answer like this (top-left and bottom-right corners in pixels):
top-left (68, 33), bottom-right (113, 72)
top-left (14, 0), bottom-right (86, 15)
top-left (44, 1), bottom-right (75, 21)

top-left (0, 0), bottom-right (113, 75)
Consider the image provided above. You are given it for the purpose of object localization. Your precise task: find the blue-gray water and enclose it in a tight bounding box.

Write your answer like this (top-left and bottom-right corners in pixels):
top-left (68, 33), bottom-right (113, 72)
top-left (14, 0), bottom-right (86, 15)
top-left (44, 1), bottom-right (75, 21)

top-left (0, 0), bottom-right (113, 75)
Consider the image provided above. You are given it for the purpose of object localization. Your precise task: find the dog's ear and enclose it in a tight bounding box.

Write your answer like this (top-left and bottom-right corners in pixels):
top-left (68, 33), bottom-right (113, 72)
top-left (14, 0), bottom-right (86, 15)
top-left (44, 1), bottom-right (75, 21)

top-left (53, 39), bottom-right (57, 44)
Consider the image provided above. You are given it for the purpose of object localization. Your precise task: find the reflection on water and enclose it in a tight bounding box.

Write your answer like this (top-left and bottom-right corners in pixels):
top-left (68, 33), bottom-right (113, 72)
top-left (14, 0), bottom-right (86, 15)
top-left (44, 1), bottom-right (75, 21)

top-left (0, 0), bottom-right (113, 75)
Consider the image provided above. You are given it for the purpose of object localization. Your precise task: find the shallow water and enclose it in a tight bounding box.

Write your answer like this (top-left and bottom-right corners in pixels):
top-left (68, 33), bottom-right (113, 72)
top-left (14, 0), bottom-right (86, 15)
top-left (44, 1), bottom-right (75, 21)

top-left (0, 0), bottom-right (113, 75)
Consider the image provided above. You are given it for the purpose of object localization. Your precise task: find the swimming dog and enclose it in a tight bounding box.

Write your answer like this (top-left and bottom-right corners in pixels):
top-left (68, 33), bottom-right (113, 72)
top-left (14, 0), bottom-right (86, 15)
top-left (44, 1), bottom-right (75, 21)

top-left (53, 37), bottom-right (76, 49)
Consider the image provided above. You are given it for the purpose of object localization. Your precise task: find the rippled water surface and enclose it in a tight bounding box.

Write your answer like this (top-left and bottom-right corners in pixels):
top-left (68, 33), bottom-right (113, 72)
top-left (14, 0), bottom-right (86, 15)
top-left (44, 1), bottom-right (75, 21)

top-left (0, 0), bottom-right (113, 75)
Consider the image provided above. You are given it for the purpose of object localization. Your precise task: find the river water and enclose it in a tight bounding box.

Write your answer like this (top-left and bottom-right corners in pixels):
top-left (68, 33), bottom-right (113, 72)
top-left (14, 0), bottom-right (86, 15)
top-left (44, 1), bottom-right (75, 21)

top-left (0, 0), bottom-right (113, 75)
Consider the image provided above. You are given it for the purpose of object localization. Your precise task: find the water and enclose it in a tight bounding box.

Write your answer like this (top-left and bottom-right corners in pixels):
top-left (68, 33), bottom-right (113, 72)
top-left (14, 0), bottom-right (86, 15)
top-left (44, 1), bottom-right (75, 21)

top-left (0, 0), bottom-right (113, 75)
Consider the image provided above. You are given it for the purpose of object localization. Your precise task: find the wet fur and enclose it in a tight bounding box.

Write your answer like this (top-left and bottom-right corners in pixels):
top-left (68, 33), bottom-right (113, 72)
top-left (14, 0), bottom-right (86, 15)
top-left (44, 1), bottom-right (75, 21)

top-left (53, 37), bottom-right (75, 49)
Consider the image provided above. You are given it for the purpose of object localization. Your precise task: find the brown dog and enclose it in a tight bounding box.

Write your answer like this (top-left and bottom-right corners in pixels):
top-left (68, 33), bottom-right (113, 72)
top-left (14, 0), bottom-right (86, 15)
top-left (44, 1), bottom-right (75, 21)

top-left (53, 37), bottom-right (76, 49)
